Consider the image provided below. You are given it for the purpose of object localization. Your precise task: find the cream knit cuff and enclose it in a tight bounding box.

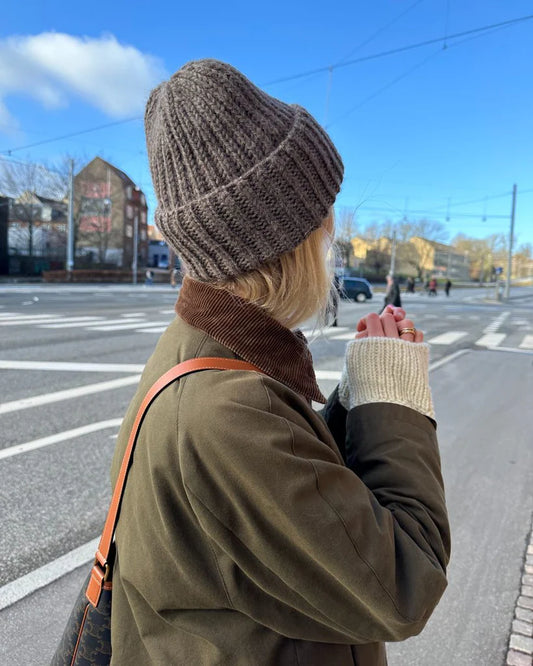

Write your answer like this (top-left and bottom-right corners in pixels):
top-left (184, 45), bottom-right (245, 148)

top-left (338, 337), bottom-right (435, 419)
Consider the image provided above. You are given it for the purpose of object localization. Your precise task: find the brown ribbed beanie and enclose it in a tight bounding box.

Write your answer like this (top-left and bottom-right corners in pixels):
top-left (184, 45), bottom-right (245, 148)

top-left (145, 59), bottom-right (344, 282)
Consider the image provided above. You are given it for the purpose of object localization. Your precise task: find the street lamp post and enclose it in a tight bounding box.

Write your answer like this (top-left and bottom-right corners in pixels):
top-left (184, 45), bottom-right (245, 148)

top-left (66, 159), bottom-right (74, 278)
top-left (132, 212), bottom-right (138, 285)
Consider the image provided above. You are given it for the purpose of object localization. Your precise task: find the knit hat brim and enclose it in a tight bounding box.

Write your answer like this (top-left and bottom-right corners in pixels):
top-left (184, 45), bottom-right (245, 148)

top-left (155, 105), bottom-right (343, 281)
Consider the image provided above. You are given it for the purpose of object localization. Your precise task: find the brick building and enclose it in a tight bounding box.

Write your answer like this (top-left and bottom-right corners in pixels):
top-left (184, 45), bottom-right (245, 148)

top-left (74, 157), bottom-right (148, 268)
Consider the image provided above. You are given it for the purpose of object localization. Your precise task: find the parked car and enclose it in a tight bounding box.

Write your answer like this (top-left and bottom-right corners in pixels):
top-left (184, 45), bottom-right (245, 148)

top-left (340, 277), bottom-right (373, 302)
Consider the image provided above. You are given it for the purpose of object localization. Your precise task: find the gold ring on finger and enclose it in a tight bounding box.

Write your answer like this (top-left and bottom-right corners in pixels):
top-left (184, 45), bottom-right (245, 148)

top-left (399, 327), bottom-right (416, 336)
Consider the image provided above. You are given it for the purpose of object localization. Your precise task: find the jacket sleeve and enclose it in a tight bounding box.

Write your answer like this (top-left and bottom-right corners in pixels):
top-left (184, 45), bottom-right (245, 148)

top-left (181, 371), bottom-right (450, 645)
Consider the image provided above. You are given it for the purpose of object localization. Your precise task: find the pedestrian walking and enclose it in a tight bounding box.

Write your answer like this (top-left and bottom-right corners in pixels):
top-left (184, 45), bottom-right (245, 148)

top-left (445, 279), bottom-right (452, 297)
top-left (428, 277), bottom-right (438, 296)
top-left (406, 276), bottom-right (415, 293)
top-left (145, 268), bottom-right (154, 286)
top-left (108, 59), bottom-right (450, 666)
top-left (330, 273), bottom-right (342, 326)
top-left (380, 273), bottom-right (402, 313)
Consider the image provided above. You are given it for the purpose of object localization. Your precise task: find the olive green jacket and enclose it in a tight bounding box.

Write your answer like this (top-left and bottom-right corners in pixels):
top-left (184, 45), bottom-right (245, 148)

top-left (109, 281), bottom-right (450, 666)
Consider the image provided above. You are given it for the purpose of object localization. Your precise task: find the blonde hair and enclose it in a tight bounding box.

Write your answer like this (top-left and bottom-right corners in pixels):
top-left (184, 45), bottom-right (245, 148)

top-left (216, 212), bottom-right (335, 330)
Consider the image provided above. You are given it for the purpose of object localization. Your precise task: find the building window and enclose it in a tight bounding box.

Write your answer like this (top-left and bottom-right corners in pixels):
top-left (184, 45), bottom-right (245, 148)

top-left (125, 224), bottom-right (133, 238)
top-left (140, 229), bottom-right (146, 240)
top-left (126, 186), bottom-right (133, 200)
top-left (126, 205), bottom-right (134, 219)
top-left (141, 211), bottom-right (147, 224)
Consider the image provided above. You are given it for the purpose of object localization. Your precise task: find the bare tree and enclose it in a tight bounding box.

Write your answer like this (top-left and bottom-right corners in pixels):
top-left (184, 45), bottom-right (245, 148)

top-left (334, 207), bottom-right (357, 268)
top-left (0, 158), bottom-right (64, 257)
top-left (451, 233), bottom-right (507, 281)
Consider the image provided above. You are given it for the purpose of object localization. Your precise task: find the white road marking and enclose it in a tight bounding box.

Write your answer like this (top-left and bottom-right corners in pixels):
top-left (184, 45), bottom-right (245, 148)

top-left (137, 327), bottom-right (167, 333)
top-left (424, 314), bottom-right (439, 319)
top-left (159, 309), bottom-right (176, 314)
top-left (82, 318), bottom-right (146, 327)
top-left (88, 320), bottom-right (169, 331)
top-left (330, 332), bottom-right (357, 341)
top-left (446, 315), bottom-right (461, 320)
top-left (483, 311), bottom-right (510, 334)
top-left (428, 331), bottom-right (468, 345)
top-left (0, 360), bottom-right (145, 372)
top-left (475, 333), bottom-right (506, 347)
top-left (519, 335), bottom-right (533, 349)
top-left (38, 317), bottom-right (106, 328)
top-left (312, 348), bottom-right (473, 382)
top-left (0, 315), bottom-right (58, 325)
top-left (0, 419), bottom-right (123, 460)
top-left (484, 346), bottom-right (533, 355)
top-left (0, 375), bottom-right (141, 415)
top-left (301, 327), bottom-right (349, 338)
top-left (429, 349), bottom-right (470, 371)
top-left (0, 538), bottom-right (99, 611)
top-left (315, 370), bottom-right (342, 381)
top-left (121, 312), bottom-right (145, 317)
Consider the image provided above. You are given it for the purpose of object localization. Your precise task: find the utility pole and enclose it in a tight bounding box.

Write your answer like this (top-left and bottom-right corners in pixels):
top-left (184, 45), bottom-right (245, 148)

top-left (66, 158), bottom-right (74, 278)
top-left (389, 229), bottom-right (397, 275)
top-left (504, 184), bottom-right (517, 300)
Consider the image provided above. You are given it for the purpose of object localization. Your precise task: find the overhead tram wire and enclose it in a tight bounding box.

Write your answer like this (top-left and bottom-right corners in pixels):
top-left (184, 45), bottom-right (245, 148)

top-left (1, 116), bottom-right (142, 155)
top-left (264, 13), bottom-right (533, 87)
top-left (333, 0), bottom-right (426, 67)
top-left (2, 13), bottom-right (532, 156)
top-left (326, 48), bottom-right (441, 128)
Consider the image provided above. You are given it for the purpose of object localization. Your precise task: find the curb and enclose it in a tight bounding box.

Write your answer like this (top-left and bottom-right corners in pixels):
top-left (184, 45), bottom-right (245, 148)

top-left (506, 516), bottom-right (533, 666)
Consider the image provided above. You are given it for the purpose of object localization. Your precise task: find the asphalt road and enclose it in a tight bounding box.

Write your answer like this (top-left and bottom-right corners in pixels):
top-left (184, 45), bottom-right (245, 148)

top-left (0, 283), bottom-right (532, 665)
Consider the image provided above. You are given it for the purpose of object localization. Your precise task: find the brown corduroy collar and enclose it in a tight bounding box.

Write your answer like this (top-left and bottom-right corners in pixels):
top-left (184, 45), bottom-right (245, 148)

top-left (175, 278), bottom-right (326, 404)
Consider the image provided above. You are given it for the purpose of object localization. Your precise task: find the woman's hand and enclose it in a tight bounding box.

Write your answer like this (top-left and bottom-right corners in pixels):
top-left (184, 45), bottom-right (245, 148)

top-left (355, 304), bottom-right (424, 343)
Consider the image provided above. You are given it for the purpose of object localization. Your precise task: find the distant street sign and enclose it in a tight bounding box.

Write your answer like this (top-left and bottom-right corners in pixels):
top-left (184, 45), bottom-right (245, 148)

top-left (495, 267), bottom-right (503, 275)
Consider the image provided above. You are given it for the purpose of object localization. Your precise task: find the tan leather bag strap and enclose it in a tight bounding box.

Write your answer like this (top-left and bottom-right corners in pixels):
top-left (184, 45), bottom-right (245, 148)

top-left (86, 357), bottom-right (263, 606)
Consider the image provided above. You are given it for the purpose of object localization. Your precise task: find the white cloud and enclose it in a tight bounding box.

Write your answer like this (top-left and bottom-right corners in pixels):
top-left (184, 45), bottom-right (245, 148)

top-left (0, 32), bottom-right (166, 124)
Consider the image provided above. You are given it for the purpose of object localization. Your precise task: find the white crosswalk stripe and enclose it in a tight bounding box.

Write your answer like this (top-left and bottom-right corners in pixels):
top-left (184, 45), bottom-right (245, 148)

top-left (519, 335), bottom-right (533, 349)
top-left (0, 315), bottom-right (58, 325)
top-left (476, 333), bottom-right (506, 347)
top-left (428, 332), bottom-right (468, 345)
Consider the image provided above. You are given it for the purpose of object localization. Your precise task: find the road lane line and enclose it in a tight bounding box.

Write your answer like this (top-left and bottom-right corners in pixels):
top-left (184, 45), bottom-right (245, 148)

top-left (475, 333), bottom-right (506, 347)
top-left (330, 332), bottom-right (358, 341)
top-left (82, 318), bottom-right (146, 327)
top-left (38, 317), bottom-right (106, 328)
top-left (89, 321), bottom-right (169, 331)
top-left (519, 335), bottom-right (533, 349)
top-left (0, 538), bottom-right (99, 611)
top-left (0, 360), bottom-right (145, 372)
top-left (0, 419), bottom-right (123, 460)
top-left (484, 346), bottom-right (533, 355)
top-left (313, 351), bottom-right (472, 383)
top-left (315, 370), bottom-right (342, 381)
top-left (137, 327), bottom-right (167, 333)
top-left (0, 313), bottom-right (57, 320)
top-left (0, 375), bottom-right (141, 415)
top-left (0, 315), bottom-right (59, 325)
top-left (429, 349), bottom-right (470, 371)
top-left (427, 331), bottom-right (468, 345)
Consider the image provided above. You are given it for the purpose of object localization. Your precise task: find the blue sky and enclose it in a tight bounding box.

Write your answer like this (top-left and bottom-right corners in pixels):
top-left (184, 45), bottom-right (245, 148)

top-left (1, 0), bottom-right (532, 248)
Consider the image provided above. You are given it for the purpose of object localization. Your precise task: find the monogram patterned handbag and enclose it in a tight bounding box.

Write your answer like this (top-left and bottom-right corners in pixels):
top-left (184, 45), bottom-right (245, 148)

top-left (51, 357), bottom-right (262, 665)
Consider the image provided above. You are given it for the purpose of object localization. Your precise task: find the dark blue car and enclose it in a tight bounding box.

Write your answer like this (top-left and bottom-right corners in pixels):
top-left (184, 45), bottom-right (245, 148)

top-left (340, 277), bottom-right (373, 303)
